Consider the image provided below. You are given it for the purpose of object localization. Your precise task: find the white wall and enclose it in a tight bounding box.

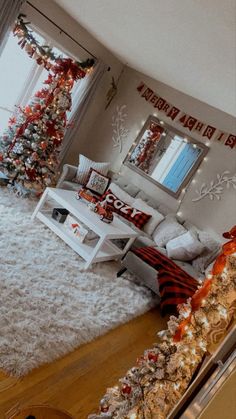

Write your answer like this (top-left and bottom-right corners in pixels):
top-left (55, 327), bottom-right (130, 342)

top-left (81, 67), bottom-right (236, 237)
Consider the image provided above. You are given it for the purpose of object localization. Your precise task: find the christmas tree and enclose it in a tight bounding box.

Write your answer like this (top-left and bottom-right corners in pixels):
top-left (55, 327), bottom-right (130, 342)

top-left (0, 59), bottom-right (87, 195)
top-left (0, 14), bottom-right (94, 196)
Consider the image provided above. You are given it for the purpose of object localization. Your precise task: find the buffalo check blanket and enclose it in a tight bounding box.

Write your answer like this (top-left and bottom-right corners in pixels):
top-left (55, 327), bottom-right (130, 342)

top-left (132, 246), bottom-right (199, 316)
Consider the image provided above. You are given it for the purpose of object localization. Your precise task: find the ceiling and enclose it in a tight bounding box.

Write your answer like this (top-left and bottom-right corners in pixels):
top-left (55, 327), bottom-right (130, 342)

top-left (55, 0), bottom-right (236, 117)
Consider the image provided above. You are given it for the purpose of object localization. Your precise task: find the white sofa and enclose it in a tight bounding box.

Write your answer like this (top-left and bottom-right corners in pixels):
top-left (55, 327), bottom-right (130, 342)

top-left (57, 164), bottom-right (221, 295)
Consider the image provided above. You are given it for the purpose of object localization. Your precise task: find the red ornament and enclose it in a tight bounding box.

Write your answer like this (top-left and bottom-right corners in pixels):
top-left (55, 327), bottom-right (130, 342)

top-left (0, 154), bottom-right (3, 162)
top-left (121, 384), bottom-right (132, 395)
top-left (40, 141), bottom-right (47, 150)
top-left (100, 405), bottom-right (109, 413)
top-left (147, 352), bottom-right (158, 362)
top-left (26, 168), bottom-right (36, 180)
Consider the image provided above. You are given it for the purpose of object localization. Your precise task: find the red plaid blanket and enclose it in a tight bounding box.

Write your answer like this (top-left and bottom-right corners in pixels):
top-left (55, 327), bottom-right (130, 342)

top-left (132, 246), bottom-right (199, 316)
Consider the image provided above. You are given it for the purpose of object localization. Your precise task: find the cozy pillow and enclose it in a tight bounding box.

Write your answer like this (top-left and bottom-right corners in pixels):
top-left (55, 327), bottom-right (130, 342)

top-left (101, 189), bottom-right (151, 229)
top-left (85, 168), bottom-right (110, 195)
top-left (166, 231), bottom-right (205, 261)
top-left (192, 231), bottom-right (221, 273)
top-left (133, 198), bottom-right (164, 236)
top-left (74, 155), bottom-right (110, 184)
top-left (153, 215), bottom-right (186, 247)
top-left (109, 182), bottom-right (135, 206)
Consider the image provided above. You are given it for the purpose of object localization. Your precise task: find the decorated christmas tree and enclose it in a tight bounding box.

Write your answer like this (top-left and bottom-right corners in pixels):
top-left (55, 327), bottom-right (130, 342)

top-left (0, 15), bottom-right (94, 196)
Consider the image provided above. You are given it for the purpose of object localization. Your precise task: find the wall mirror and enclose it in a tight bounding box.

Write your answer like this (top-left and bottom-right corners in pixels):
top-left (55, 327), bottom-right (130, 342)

top-left (123, 115), bottom-right (209, 198)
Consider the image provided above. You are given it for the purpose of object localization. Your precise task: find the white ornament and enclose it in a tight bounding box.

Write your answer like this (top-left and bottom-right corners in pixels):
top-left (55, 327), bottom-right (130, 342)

top-left (111, 105), bottom-right (129, 153)
top-left (192, 171), bottom-right (236, 202)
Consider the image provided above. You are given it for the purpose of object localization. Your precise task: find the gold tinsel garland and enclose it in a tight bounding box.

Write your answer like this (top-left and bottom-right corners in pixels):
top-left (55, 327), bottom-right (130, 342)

top-left (89, 250), bottom-right (236, 419)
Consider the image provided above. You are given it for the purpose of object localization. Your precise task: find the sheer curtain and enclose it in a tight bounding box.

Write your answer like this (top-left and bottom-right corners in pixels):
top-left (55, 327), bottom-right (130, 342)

top-left (59, 60), bottom-right (106, 164)
top-left (0, 0), bottom-right (25, 55)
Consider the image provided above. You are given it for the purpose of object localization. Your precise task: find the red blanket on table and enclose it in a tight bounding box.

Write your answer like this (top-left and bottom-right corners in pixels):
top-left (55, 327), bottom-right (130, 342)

top-left (132, 246), bottom-right (199, 316)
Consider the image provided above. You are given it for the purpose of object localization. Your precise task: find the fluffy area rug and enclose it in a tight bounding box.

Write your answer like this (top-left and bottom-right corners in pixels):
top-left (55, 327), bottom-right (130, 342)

top-left (0, 187), bottom-right (157, 377)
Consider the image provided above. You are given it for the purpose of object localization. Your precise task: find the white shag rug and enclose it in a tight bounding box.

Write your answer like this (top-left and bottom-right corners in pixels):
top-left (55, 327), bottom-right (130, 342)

top-left (0, 187), bottom-right (157, 377)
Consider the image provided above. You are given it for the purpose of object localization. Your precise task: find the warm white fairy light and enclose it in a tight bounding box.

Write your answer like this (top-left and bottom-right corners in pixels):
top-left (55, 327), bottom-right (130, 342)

top-left (160, 120), bottom-right (164, 125)
top-left (187, 330), bottom-right (193, 338)
top-left (218, 307), bottom-right (227, 319)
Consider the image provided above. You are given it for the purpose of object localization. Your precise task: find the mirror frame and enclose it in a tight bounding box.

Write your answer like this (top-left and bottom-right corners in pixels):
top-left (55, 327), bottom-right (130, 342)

top-left (123, 115), bottom-right (209, 199)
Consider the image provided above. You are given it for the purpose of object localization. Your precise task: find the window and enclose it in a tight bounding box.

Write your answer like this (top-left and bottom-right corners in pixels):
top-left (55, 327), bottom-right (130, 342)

top-left (0, 28), bottom-right (80, 136)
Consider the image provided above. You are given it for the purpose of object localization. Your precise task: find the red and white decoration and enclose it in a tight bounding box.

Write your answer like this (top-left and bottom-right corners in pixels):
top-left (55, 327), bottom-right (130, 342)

top-left (101, 189), bottom-right (151, 229)
top-left (137, 82), bottom-right (236, 149)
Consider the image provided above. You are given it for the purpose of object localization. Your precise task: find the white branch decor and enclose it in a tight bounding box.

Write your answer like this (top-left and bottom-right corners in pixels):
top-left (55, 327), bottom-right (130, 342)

top-left (111, 105), bottom-right (129, 153)
top-left (192, 171), bottom-right (236, 202)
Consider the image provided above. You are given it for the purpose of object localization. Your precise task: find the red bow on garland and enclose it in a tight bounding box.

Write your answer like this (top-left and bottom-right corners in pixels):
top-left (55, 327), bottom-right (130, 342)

top-left (52, 58), bottom-right (86, 80)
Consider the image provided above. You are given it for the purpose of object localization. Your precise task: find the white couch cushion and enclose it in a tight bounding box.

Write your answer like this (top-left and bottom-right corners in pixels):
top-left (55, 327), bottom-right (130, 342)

top-left (133, 198), bottom-right (164, 236)
top-left (153, 215), bottom-right (186, 247)
top-left (109, 182), bottom-right (135, 205)
top-left (166, 231), bottom-right (205, 261)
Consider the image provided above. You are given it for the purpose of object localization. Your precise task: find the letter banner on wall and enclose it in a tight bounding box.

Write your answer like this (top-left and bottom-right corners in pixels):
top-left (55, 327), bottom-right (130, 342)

top-left (136, 82), bottom-right (236, 149)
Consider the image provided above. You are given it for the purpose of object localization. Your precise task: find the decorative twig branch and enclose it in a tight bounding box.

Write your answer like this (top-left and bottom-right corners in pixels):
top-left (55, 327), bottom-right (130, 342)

top-left (111, 105), bottom-right (129, 153)
top-left (192, 171), bottom-right (236, 202)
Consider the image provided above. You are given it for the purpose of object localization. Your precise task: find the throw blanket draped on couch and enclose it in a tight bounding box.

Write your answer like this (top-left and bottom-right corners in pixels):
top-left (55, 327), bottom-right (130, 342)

top-left (132, 246), bottom-right (199, 316)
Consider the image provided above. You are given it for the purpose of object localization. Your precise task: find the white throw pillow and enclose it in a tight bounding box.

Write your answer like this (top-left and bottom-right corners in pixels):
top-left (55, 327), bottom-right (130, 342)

top-left (133, 198), bottom-right (164, 236)
top-left (192, 231), bottom-right (221, 273)
top-left (166, 231), bottom-right (205, 261)
top-left (109, 182), bottom-right (135, 206)
top-left (153, 215), bottom-right (186, 247)
top-left (74, 155), bottom-right (110, 184)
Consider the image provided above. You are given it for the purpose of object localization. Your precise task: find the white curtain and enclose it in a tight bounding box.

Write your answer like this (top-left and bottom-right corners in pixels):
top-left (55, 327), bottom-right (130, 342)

top-left (59, 60), bottom-right (106, 164)
top-left (0, 0), bottom-right (25, 55)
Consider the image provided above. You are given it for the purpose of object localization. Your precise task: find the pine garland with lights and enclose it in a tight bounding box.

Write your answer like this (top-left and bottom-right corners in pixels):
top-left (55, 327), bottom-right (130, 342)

top-left (89, 227), bottom-right (236, 419)
top-left (0, 15), bottom-right (94, 196)
top-left (13, 14), bottom-right (94, 72)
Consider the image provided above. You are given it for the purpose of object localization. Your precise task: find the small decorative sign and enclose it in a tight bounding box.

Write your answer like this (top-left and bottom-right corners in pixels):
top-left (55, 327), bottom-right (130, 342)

top-left (137, 82), bottom-right (236, 149)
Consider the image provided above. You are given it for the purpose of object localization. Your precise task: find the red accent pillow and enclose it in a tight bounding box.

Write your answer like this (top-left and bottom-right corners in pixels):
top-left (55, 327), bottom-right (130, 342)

top-left (101, 189), bottom-right (151, 230)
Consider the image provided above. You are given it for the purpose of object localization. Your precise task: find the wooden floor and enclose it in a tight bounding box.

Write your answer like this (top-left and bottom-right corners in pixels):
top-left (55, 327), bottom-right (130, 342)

top-left (0, 307), bottom-right (167, 419)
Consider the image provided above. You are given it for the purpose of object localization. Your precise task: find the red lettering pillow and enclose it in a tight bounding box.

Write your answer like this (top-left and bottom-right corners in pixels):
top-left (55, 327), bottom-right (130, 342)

top-left (101, 189), bottom-right (151, 230)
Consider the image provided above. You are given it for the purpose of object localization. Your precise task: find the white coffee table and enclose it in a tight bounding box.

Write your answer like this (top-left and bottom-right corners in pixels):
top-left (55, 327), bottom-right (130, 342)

top-left (31, 188), bottom-right (138, 269)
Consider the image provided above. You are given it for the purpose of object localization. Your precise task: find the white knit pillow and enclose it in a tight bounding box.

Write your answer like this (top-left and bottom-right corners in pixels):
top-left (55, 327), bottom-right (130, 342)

top-left (166, 231), bottom-right (205, 261)
top-left (74, 155), bottom-right (110, 184)
top-left (133, 198), bottom-right (164, 235)
top-left (153, 215), bottom-right (186, 247)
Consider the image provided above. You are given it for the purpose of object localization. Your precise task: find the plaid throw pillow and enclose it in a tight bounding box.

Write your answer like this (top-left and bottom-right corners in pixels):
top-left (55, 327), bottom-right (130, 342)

top-left (85, 168), bottom-right (110, 195)
top-left (101, 189), bottom-right (151, 230)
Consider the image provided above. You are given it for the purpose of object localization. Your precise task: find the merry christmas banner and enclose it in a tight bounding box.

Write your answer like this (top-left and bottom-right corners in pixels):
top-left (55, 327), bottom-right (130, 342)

top-left (137, 82), bottom-right (236, 149)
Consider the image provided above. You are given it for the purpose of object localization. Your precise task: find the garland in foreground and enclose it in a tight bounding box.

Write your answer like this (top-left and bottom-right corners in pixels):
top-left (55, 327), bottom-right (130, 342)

top-left (89, 227), bottom-right (236, 418)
